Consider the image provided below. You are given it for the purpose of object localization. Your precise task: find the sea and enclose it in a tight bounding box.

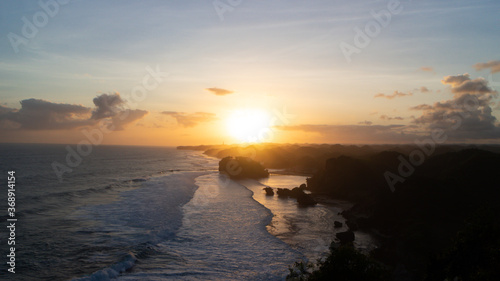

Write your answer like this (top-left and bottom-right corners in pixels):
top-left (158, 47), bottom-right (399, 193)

top-left (0, 143), bottom-right (375, 280)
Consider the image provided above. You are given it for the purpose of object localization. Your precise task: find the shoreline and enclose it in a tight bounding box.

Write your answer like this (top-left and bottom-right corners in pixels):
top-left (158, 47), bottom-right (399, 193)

top-left (236, 176), bottom-right (332, 263)
top-left (268, 169), bottom-right (314, 177)
top-left (236, 174), bottom-right (379, 265)
top-left (191, 149), bottom-right (380, 261)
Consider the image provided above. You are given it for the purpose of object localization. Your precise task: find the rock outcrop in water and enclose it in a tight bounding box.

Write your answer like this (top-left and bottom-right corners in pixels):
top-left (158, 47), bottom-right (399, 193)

top-left (296, 192), bottom-right (317, 207)
top-left (263, 186), bottom-right (274, 196)
top-left (276, 188), bottom-right (292, 198)
top-left (276, 187), bottom-right (317, 206)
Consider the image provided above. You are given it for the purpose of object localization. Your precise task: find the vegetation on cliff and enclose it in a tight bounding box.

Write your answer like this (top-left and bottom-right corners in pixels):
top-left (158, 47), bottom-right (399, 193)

top-left (218, 156), bottom-right (269, 179)
top-left (308, 148), bottom-right (500, 280)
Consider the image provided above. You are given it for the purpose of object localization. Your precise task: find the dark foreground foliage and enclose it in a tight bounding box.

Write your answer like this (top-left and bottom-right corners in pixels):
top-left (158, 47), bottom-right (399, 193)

top-left (310, 149), bottom-right (500, 280)
top-left (287, 244), bottom-right (390, 281)
top-left (425, 207), bottom-right (500, 281)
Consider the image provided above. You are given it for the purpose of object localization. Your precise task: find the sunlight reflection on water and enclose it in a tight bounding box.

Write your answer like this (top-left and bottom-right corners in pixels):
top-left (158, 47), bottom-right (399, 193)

top-left (241, 175), bottom-right (378, 263)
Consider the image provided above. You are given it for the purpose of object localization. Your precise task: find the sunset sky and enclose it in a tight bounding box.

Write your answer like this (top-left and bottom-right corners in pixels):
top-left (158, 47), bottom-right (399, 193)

top-left (1, 0), bottom-right (499, 146)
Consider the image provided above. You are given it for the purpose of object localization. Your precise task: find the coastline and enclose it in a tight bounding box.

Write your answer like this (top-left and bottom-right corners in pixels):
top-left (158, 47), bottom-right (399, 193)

top-left (237, 174), bottom-right (378, 264)
top-left (268, 169), bottom-right (314, 177)
top-left (309, 194), bottom-right (379, 254)
top-left (180, 147), bottom-right (379, 271)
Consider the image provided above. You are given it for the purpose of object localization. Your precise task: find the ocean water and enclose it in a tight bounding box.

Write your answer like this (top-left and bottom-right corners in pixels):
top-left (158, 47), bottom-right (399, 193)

top-left (0, 143), bottom-right (371, 280)
top-left (241, 176), bottom-right (377, 263)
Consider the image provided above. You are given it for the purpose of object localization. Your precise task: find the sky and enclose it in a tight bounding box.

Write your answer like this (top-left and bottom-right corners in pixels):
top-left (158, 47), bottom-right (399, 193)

top-left (0, 0), bottom-right (499, 146)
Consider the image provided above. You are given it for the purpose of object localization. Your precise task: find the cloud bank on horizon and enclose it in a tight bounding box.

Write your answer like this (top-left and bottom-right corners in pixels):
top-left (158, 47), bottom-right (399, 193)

top-left (1, 69), bottom-right (499, 144)
top-left (276, 71), bottom-right (500, 143)
top-left (0, 93), bottom-right (148, 131)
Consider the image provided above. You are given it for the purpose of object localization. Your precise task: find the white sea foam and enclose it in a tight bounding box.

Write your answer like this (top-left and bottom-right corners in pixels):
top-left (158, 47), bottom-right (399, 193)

top-left (72, 172), bottom-right (207, 281)
top-left (118, 173), bottom-right (303, 280)
top-left (72, 253), bottom-right (137, 281)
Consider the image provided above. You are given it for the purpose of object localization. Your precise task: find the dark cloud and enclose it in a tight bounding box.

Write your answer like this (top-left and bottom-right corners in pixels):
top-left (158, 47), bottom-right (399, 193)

top-left (448, 78), bottom-right (495, 95)
top-left (92, 93), bottom-right (125, 119)
top-left (358, 120), bottom-right (373, 125)
top-left (205, 87), bottom-right (234, 96)
top-left (374, 91), bottom-right (412, 99)
top-left (0, 94), bottom-right (148, 131)
top-left (412, 74), bottom-right (500, 140)
top-left (162, 111), bottom-right (216, 127)
top-left (0, 99), bottom-right (92, 130)
top-left (474, 60), bottom-right (500, 74)
top-left (441, 73), bottom-right (471, 86)
top-left (0, 104), bottom-right (21, 129)
top-left (91, 93), bottom-right (148, 131)
top-left (0, 104), bottom-right (15, 115)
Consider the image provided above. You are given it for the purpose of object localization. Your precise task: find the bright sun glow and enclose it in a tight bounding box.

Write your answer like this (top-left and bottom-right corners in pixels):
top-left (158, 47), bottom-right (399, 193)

top-left (226, 109), bottom-right (272, 143)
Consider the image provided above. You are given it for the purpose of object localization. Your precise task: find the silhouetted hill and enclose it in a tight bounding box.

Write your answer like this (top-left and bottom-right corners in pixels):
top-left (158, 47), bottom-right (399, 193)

top-left (334, 149), bottom-right (500, 280)
top-left (218, 156), bottom-right (269, 179)
top-left (305, 150), bottom-right (408, 202)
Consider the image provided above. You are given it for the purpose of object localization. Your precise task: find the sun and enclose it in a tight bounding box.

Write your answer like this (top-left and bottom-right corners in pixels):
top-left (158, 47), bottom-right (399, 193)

top-left (226, 109), bottom-right (272, 143)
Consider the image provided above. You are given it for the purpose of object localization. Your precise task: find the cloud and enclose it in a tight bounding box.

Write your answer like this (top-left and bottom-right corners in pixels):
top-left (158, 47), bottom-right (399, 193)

top-left (410, 104), bottom-right (433, 111)
top-left (0, 99), bottom-right (92, 130)
top-left (441, 73), bottom-right (471, 86)
top-left (442, 74), bottom-right (495, 95)
top-left (0, 93), bottom-right (148, 131)
top-left (380, 115), bottom-right (404, 121)
top-left (110, 109), bottom-right (148, 130)
top-left (90, 93), bottom-right (148, 130)
top-left (92, 93), bottom-right (125, 119)
top-left (0, 104), bottom-right (21, 129)
top-left (206, 87), bottom-right (234, 96)
top-left (419, 86), bottom-right (430, 93)
top-left (162, 111), bottom-right (216, 127)
top-left (0, 104), bottom-right (15, 115)
top-left (374, 91), bottom-right (412, 99)
top-left (412, 74), bottom-right (500, 140)
top-left (274, 74), bottom-right (500, 143)
top-left (275, 124), bottom-right (415, 143)
top-left (420, 66), bottom-right (434, 72)
top-left (474, 60), bottom-right (500, 73)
